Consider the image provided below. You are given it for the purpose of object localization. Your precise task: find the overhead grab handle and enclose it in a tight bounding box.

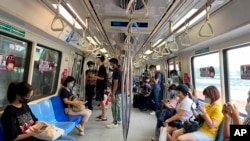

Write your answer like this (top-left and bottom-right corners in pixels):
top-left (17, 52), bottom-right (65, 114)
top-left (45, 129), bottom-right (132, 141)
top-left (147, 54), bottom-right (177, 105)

top-left (199, 6), bottom-right (214, 37)
top-left (125, 0), bottom-right (149, 19)
top-left (51, 0), bottom-right (64, 31)
top-left (162, 43), bottom-right (170, 55)
top-left (180, 22), bottom-right (191, 46)
top-left (169, 36), bottom-right (179, 52)
top-left (125, 20), bottom-right (140, 36)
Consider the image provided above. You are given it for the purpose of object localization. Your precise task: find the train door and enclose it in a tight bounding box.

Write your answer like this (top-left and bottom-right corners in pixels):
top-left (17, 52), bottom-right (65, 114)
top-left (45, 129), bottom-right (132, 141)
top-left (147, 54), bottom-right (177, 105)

top-left (71, 53), bottom-right (84, 97)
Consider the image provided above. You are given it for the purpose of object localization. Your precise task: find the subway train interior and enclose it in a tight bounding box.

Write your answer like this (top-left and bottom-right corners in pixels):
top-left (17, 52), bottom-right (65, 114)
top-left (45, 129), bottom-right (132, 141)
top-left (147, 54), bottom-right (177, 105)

top-left (0, 0), bottom-right (250, 141)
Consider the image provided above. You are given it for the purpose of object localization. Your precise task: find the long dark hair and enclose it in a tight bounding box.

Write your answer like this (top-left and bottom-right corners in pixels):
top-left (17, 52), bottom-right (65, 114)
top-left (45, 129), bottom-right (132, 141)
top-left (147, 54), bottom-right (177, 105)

top-left (62, 76), bottom-right (75, 87)
top-left (7, 82), bottom-right (33, 103)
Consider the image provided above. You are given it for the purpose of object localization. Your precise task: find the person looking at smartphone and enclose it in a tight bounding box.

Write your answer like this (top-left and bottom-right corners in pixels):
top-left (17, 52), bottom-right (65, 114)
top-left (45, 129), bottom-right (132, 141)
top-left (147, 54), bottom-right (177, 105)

top-left (1, 82), bottom-right (76, 141)
top-left (222, 91), bottom-right (250, 140)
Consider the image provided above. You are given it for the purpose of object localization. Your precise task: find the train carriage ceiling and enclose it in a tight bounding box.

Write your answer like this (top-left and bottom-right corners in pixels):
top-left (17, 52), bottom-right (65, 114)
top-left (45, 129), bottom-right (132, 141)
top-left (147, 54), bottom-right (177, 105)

top-left (0, 0), bottom-right (250, 66)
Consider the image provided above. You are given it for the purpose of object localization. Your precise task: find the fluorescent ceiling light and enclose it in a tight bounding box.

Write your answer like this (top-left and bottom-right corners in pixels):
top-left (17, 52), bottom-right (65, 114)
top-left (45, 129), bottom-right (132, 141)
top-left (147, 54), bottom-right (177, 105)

top-left (100, 48), bottom-right (107, 53)
top-left (87, 36), bottom-right (98, 46)
top-left (94, 36), bottom-right (101, 45)
top-left (176, 9), bottom-right (206, 33)
top-left (66, 4), bottom-right (87, 28)
top-left (173, 9), bottom-right (198, 31)
top-left (157, 41), bottom-right (167, 48)
top-left (152, 39), bottom-right (163, 47)
top-left (52, 4), bottom-right (82, 29)
top-left (144, 49), bottom-right (153, 55)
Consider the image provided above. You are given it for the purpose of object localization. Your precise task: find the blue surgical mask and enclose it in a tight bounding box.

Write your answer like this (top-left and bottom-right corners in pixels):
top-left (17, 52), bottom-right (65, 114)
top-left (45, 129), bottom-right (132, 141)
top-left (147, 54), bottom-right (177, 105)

top-left (69, 83), bottom-right (74, 89)
top-left (204, 98), bottom-right (211, 103)
top-left (169, 91), bottom-right (176, 98)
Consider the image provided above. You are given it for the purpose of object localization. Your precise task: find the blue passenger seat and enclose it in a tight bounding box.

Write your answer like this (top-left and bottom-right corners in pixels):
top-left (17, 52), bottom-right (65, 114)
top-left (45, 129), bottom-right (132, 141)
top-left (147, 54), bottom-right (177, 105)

top-left (215, 119), bottom-right (224, 141)
top-left (49, 96), bottom-right (82, 124)
top-left (38, 100), bottom-right (75, 135)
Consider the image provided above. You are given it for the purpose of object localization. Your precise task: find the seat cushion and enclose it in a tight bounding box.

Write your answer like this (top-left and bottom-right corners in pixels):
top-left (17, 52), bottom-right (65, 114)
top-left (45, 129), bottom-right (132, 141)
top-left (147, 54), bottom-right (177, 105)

top-left (54, 122), bottom-right (75, 136)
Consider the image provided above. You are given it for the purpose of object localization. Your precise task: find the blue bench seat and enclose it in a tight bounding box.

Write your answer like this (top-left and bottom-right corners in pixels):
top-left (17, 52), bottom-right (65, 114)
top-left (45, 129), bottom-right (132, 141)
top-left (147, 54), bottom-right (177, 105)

top-left (49, 96), bottom-right (83, 124)
top-left (29, 100), bottom-right (75, 135)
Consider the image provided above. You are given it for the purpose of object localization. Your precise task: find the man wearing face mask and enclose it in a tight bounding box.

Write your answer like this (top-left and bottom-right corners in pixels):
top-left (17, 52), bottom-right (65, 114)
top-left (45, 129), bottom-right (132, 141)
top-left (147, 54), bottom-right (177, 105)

top-left (85, 61), bottom-right (96, 110)
top-left (90, 54), bottom-right (108, 121)
top-left (149, 65), bottom-right (164, 115)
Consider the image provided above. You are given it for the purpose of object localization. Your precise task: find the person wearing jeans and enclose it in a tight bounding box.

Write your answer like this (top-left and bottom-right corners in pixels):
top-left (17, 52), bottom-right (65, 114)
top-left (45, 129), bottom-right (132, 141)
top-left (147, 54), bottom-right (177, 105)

top-left (106, 58), bottom-right (122, 128)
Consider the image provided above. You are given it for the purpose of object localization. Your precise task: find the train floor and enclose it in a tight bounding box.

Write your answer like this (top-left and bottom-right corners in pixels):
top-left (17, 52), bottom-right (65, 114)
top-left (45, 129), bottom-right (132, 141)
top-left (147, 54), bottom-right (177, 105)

top-left (69, 100), bottom-right (156, 141)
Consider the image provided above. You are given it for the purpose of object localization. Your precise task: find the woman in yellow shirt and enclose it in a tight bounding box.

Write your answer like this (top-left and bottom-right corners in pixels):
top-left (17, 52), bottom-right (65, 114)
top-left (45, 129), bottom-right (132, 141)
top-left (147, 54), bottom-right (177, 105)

top-left (172, 85), bottom-right (224, 141)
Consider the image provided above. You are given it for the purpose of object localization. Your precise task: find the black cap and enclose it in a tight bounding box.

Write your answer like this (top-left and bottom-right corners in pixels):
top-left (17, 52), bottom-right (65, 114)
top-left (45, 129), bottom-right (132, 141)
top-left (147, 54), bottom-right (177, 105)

top-left (176, 84), bottom-right (189, 95)
top-left (96, 54), bottom-right (105, 62)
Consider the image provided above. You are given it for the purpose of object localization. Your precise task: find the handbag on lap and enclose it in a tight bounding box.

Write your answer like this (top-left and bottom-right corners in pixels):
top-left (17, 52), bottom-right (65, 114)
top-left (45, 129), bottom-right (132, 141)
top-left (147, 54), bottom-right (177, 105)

top-left (68, 95), bottom-right (85, 112)
top-left (26, 121), bottom-right (64, 141)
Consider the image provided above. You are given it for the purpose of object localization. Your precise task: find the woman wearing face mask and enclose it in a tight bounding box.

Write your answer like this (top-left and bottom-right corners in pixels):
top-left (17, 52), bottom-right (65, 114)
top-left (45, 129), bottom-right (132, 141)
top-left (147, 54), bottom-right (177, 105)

top-left (1, 82), bottom-right (76, 141)
top-left (222, 91), bottom-right (250, 140)
top-left (60, 76), bottom-right (92, 136)
top-left (172, 85), bottom-right (224, 141)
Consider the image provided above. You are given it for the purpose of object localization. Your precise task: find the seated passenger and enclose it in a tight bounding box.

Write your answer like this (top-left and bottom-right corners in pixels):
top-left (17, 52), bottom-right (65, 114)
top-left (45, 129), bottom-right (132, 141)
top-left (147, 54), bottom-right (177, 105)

top-left (140, 78), bottom-right (152, 111)
top-left (163, 84), bottom-right (195, 141)
top-left (222, 91), bottom-right (250, 140)
top-left (1, 82), bottom-right (76, 141)
top-left (172, 85), bottom-right (223, 141)
top-left (59, 76), bottom-right (92, 136)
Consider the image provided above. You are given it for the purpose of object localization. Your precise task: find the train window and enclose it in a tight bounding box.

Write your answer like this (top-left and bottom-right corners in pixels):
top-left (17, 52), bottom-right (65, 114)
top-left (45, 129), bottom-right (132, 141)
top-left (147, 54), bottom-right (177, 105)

top-left (191, 52), bottom-right (221, 100)
top-left (224, 45), bottom-right (250, 115)
top-left (156, 65), bottom-right (160, 70)
top-left (0, 34), bottom-right (31, 108)
top-left (71, 53), bottom-right (84, 96)
top-left (31, 45), bottom-right (61, 99)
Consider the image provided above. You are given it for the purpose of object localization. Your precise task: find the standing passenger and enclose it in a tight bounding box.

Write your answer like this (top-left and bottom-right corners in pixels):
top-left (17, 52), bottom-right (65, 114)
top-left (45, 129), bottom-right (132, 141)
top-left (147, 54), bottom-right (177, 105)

top-left (149, 65), bottom-right (164, 115)
top-left (106, 58), bottom-right (122, 128)
top-left (60, 76), bottom-right (92, 136)
top-left (91, 54), bottom-right (108, 121)
top-left (85, 61), bottom-right (96, 110)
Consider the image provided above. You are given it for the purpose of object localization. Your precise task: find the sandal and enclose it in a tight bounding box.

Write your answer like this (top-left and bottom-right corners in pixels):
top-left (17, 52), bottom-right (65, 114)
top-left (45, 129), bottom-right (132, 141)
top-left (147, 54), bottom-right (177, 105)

top-left (96, 115), bottom-right (102, 119)
top-left (96, 118), bottom-right (107, 121)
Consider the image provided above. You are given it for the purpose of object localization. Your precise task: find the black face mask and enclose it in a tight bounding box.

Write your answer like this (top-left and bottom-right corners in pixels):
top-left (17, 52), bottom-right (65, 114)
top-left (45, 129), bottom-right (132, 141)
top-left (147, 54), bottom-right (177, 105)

top-left (19, 98), bottom-right (31, 104)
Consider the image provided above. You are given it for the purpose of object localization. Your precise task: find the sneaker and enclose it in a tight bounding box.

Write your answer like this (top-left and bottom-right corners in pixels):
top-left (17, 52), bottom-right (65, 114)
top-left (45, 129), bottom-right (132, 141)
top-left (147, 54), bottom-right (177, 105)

top-left (106, 123), bottom-right (119, 128)
top-left (79, 131), bottom-right (84, 136)
top-left (150, 111), bottom-right (156, 115)
top-left (151, 137), bottom-right (158, 141)
top-left (75, 124), bottom-right (84, 132)
top-left (117, 121), bottom-right (122, 125)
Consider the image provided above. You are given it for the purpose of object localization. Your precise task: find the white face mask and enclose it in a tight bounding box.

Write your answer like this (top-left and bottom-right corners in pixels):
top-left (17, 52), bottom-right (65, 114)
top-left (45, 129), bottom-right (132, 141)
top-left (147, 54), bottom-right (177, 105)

top-left (245, 103), bottom-right (250, 116)
top-left (204, 98), bottom-right (211, 103)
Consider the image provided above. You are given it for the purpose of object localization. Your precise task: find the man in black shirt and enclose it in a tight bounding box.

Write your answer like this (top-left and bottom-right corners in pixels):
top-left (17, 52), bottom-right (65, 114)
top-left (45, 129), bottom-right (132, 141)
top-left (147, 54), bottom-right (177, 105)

top-left (90, 54), bottom-right (107, 121)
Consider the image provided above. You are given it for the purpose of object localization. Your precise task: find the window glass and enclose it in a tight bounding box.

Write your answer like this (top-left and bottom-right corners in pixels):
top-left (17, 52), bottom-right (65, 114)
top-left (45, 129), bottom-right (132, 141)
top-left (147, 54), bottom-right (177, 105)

top-left (192, 53), bottom-right (221, 100)
top-left (226, 46), bottom-right (250, 114)
top-left (71, 54), bottom-right (84, 96)
top-left (31, 45), bottom-right (61, 98)
top-left (156, 65), bottom-right (160, 70)
top-left (0, 34), bottom-right (30, 107)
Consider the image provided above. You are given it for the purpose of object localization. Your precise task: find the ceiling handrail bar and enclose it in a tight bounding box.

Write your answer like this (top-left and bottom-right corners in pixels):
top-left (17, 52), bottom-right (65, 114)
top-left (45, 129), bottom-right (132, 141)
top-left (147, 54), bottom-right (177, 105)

top-left (180, 21), bottom-right (191, 46)
top-left (199, 5), bottom-right (214, 37)
top-left (125, 0), bottom-right (149, 19)
top-left (51, 0), bottom-right (65, 31)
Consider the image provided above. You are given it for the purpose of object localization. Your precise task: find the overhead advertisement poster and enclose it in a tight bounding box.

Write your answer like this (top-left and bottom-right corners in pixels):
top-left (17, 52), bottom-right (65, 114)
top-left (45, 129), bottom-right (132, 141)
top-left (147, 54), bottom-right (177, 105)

top-left (0, 54), bottom-right (16, 71)
top-left (241, 64), bottom-right (250, 79)
top-left (200, 66), bottom-right (215, 78)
